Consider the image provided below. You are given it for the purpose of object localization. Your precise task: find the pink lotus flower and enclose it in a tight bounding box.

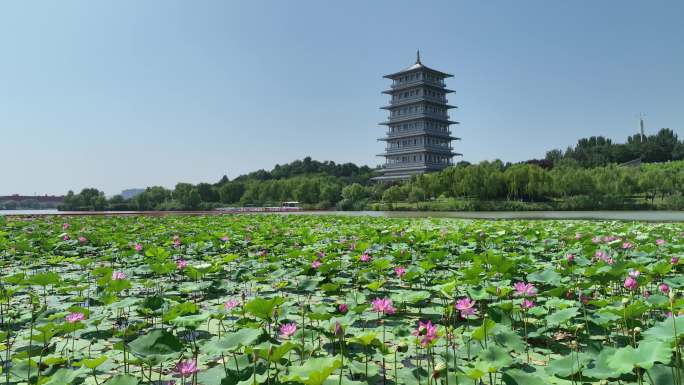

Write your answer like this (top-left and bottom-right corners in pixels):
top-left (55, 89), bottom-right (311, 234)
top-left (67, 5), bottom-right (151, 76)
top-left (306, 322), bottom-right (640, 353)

top-left (221, 236), bottom-right (229, 242)
top-left (656, 239), bottom-right (666, 246)
top-left (359, 253), bottom-right (371, 262)
top-left (521, 299), bottom-right (535, 309)
top-left (78, 236), bottom-right (87, 244)
top-left (566, 254), bottom-right (575, 263)
top-left (394, 266), bottom-right (406, 278)
top-left (338, 303), bottom-right (348, 314)
top-left (412, 320), bottom-right (438, 347)
top-left (311, 260), bottom-right (322, 269)
top-left (173, 236), bottom-right (181, 248)
top-left (63, 235), bottom-right (70, 241)
top-left (624, 276), bottom-right (638, 290)
top-left (643, 290), bottom-right (651, 298)
top-left (672, 257), bottom-right (680, 265)
top-left (580, 295), bottom-right (589, 305)
top-left (176, 259), bottom-right (187, 270)
top-left (112, 271), bottom-right (126, 280)
top-left (660, 283), bottom-right (670, 294)
top-left (279, 322), bottom-right (297, 339)
top-left (371, 297), bottom-right (396, 315)
top-left (622, 242), bottom-right (633, 249)
top-left (454, 297), bottom-right (477, 318)
top-left (513, 282), bottom-right (537, 297)
top-left (575, 232), bottom-right (582, 239)
top-left (65, 312), bottom-right (85, 323)
top-left (62, 223), bottom-right (70, 230)
top-left (174, 360), bottom-right (198, 377)
top-left (134, 243), bottom-right (143, 252)
top-left (224, 299), bottom-right (240, 310)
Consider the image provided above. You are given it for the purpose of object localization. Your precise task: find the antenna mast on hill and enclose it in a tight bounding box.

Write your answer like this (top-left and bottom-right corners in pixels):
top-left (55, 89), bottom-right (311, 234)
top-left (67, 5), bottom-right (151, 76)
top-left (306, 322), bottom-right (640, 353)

top-left (639, 113), bottom-right (646, 143)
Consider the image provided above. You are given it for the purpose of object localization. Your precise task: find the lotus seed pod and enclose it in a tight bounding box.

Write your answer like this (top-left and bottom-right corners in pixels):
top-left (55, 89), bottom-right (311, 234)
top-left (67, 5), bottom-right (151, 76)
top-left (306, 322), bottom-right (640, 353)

top-left (621, 297), bottom-right (629, 305)
top-left (633, 327), bottom-right (641, 333)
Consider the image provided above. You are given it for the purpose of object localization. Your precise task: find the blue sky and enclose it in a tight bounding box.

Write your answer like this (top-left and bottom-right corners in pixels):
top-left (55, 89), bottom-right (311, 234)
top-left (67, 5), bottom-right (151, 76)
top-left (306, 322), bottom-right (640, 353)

top-left (1, 0), bottom-right (682, 196)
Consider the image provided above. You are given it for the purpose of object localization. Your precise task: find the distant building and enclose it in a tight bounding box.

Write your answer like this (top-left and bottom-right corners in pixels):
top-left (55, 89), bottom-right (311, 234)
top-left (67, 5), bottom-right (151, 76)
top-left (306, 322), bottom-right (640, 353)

top-left (121, 188), bottom-right (145, 200)
top-left (373, 51), bottom-right (460, 181)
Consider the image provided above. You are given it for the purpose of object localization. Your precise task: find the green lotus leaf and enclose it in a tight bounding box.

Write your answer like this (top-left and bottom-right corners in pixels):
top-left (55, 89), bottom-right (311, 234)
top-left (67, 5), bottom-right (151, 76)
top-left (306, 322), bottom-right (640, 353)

top-left (642, 316), bottom-right (684, 341)
top-left (82, 355), bottom-right (108, 369)
top-left (477, 345), bottom-right (512, 372)
top-left (201, 327), bottom-right (263, 355)
top-left (472, 319), bottom-right (496, 341)
top-left (245, 297), bottom-right (285, 321)
top-left (502, 368), bottom-right (548, 385)
top-left (546, 352), bottom-right (590, 378)
top-left (546, 307), bottom-right (579, 326)
top-left (26, 272), bottom-right (61, 287)
top-left (41, 368), bottom-right (86, 385)
top-left (283, 356), bottom-right (342, 385)
top-left (127, 329), bottom-right (184, 363)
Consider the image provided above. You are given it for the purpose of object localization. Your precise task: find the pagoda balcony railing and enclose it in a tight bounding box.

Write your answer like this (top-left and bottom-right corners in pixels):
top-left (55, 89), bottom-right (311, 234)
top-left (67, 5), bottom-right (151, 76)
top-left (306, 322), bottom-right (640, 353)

top-left (383, 161), bottom-right (453, 169)
top-left (389, 112), bottom-right (450, 121)
top-left (391, 79), bottom-right (445, 88)
top-left (385, 129), bottom-right (452, 137)
top-left (384, 144), bottom-right (454, 152)
top-left (389, 96), bottom-right (448, 105)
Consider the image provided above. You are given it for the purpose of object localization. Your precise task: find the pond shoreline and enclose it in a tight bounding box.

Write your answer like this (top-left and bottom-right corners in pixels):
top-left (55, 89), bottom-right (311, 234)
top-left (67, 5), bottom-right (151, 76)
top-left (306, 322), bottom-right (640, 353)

top-left (2, 209), bottom-right (684, 221)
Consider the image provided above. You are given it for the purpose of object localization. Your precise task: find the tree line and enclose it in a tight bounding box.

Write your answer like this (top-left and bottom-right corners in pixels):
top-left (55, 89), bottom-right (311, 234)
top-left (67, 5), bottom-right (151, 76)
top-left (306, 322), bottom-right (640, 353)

top-left (544, 128), bottom-right (683, 167)
top-left (59, 129), bottom-right (684, 211)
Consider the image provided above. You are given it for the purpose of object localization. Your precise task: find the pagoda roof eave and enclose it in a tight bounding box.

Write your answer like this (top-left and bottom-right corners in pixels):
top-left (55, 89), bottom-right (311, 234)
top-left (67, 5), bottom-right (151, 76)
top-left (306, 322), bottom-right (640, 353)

top-left (382, 86), bottom-right (455, 94)
top-left (377, 134), bottom-right (460, 141)
top-left (377, 149), bottom-right (459, 156)
top-left (383, 64), bottom-right (453, 79)
top-left (381, 103), bottom-right (457, 110)
top-left (380, 118), bottom-right (458, 125)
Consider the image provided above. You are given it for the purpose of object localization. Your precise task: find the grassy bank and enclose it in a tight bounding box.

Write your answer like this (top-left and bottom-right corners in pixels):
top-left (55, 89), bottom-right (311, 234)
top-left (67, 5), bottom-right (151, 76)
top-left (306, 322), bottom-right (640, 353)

top-left (368, 195), bottom-right (684, 211)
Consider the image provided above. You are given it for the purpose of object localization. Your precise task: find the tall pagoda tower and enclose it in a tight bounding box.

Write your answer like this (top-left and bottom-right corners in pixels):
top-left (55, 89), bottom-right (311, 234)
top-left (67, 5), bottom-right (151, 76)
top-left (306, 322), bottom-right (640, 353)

top-left (373, 51), bottom-right (460, 181)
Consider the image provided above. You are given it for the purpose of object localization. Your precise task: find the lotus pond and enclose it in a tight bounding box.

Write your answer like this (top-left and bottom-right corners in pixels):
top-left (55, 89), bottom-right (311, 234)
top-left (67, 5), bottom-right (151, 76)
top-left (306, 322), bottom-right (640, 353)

top-left (1, 215), bottom-right (684, 385)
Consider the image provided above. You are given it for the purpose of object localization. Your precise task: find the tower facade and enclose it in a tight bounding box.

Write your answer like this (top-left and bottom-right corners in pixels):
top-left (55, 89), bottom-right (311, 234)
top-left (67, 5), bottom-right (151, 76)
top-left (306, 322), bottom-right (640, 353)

top-left (373, 52), bottom-right (460, 181)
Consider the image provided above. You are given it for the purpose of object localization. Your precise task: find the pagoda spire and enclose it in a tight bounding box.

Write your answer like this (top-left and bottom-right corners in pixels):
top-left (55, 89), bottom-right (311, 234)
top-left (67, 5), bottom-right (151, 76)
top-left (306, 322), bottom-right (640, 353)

top-left (416, 49), bottom-right (421, 64)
